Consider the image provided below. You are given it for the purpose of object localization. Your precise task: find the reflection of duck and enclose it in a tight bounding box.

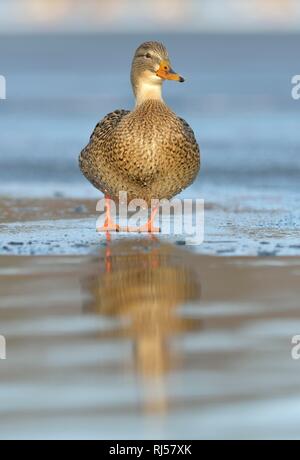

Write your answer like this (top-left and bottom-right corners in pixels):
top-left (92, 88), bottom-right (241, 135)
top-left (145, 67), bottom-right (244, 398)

top-left (79, 41), bottom-right (200, 231)
top-left (82, 238), bottom-right (202, 412)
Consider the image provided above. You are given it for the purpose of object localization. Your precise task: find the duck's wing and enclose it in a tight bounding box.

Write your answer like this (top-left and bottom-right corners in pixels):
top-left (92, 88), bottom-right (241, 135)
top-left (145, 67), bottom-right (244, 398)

top-left (79, 109), bottom-right (130, 160)
top-left (178, 116), bottom-right (200, 153)
top-left (79, 109), bottom-right (130, 191)
top-left (89, 109), bottom-right (130, 142)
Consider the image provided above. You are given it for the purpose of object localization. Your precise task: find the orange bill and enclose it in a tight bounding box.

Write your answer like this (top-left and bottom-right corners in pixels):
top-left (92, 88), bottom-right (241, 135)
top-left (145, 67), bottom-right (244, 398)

top-left (156, 60), bottom-right (184, 82)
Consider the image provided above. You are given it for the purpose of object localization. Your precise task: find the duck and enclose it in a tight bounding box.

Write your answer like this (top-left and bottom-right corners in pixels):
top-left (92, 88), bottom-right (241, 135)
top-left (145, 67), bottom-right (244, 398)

top-left (79, 41), bottom-right (200, 232)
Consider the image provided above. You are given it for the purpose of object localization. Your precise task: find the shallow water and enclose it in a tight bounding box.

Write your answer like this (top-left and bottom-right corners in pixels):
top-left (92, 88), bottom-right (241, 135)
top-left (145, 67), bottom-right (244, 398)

top-left (0, 239), bottom-right (300, 439)
top-left (0, 33), bottom-right (299, 256)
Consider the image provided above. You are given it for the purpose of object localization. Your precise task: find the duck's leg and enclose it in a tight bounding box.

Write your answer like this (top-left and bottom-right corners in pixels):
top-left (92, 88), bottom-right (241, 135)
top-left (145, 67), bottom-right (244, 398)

top-left (97, 196), bottom-right (120, 232)
top-left (128, 206), bottom-right (160, 233)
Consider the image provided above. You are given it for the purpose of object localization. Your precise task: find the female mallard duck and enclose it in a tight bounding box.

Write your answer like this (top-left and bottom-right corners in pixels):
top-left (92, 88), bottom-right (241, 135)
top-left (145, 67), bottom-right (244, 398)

top-left (79, 41), bottom-right (200, 232)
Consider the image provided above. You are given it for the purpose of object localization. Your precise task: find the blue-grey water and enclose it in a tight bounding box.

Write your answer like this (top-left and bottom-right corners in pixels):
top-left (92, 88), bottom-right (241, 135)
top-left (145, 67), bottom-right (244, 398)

top-left (1, 243), bottom-right (300, 440)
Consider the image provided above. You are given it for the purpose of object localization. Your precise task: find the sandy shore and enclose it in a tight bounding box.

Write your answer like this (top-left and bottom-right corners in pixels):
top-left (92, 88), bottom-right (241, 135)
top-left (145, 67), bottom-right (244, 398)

top-left (0, 236), bottom-right (300, 439)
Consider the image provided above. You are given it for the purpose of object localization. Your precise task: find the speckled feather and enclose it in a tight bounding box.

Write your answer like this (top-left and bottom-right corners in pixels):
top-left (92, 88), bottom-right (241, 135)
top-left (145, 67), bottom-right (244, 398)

top-left (79, 100), bottom-right (200, 204)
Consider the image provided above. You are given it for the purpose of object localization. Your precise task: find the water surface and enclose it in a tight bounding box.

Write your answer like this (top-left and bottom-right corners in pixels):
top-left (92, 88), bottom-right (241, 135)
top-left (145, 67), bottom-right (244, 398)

top-left (1, 239), bottom-right (300, 439)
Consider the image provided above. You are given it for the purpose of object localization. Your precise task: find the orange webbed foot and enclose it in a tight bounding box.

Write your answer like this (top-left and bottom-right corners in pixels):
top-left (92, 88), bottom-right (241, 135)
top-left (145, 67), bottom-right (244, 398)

top-left (97, 195), bottom-right (120, 232)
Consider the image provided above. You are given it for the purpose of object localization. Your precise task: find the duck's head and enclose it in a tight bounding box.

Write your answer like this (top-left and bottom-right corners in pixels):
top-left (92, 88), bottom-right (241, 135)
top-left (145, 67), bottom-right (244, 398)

top-left (131, 41), bottom-right (184, 106)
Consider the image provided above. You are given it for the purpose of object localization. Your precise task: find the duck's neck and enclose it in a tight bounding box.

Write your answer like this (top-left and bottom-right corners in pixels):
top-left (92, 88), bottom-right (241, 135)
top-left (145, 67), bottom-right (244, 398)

top-left (134, 80), bottom-right (164, 107)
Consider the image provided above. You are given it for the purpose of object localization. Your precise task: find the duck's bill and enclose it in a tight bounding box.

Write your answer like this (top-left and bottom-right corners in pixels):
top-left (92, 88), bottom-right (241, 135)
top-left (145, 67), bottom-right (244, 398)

top-left (156, 61), bottom-right (184, 82)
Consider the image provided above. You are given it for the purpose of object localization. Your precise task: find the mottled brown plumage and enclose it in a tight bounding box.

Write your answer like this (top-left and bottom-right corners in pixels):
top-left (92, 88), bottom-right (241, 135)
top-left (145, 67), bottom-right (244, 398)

top-left (79, 41), bottom-right (200, 205)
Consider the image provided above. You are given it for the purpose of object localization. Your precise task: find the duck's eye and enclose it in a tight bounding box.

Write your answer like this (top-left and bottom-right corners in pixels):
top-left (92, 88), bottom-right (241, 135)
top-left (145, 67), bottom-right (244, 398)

top-left (145, 53), bottom-right (152, 59)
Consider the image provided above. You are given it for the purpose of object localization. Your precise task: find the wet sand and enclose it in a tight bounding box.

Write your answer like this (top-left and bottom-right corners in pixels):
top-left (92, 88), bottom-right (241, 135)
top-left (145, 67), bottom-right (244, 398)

top-left (0, 237), bottom-right (300, 439)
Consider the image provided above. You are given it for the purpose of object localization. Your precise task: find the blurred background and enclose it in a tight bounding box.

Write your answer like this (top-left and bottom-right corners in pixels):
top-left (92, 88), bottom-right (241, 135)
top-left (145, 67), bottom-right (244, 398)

top-left (0, 0), bottom-right (300, 33)
top-left (0, 0), bottom-right (299, 230)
